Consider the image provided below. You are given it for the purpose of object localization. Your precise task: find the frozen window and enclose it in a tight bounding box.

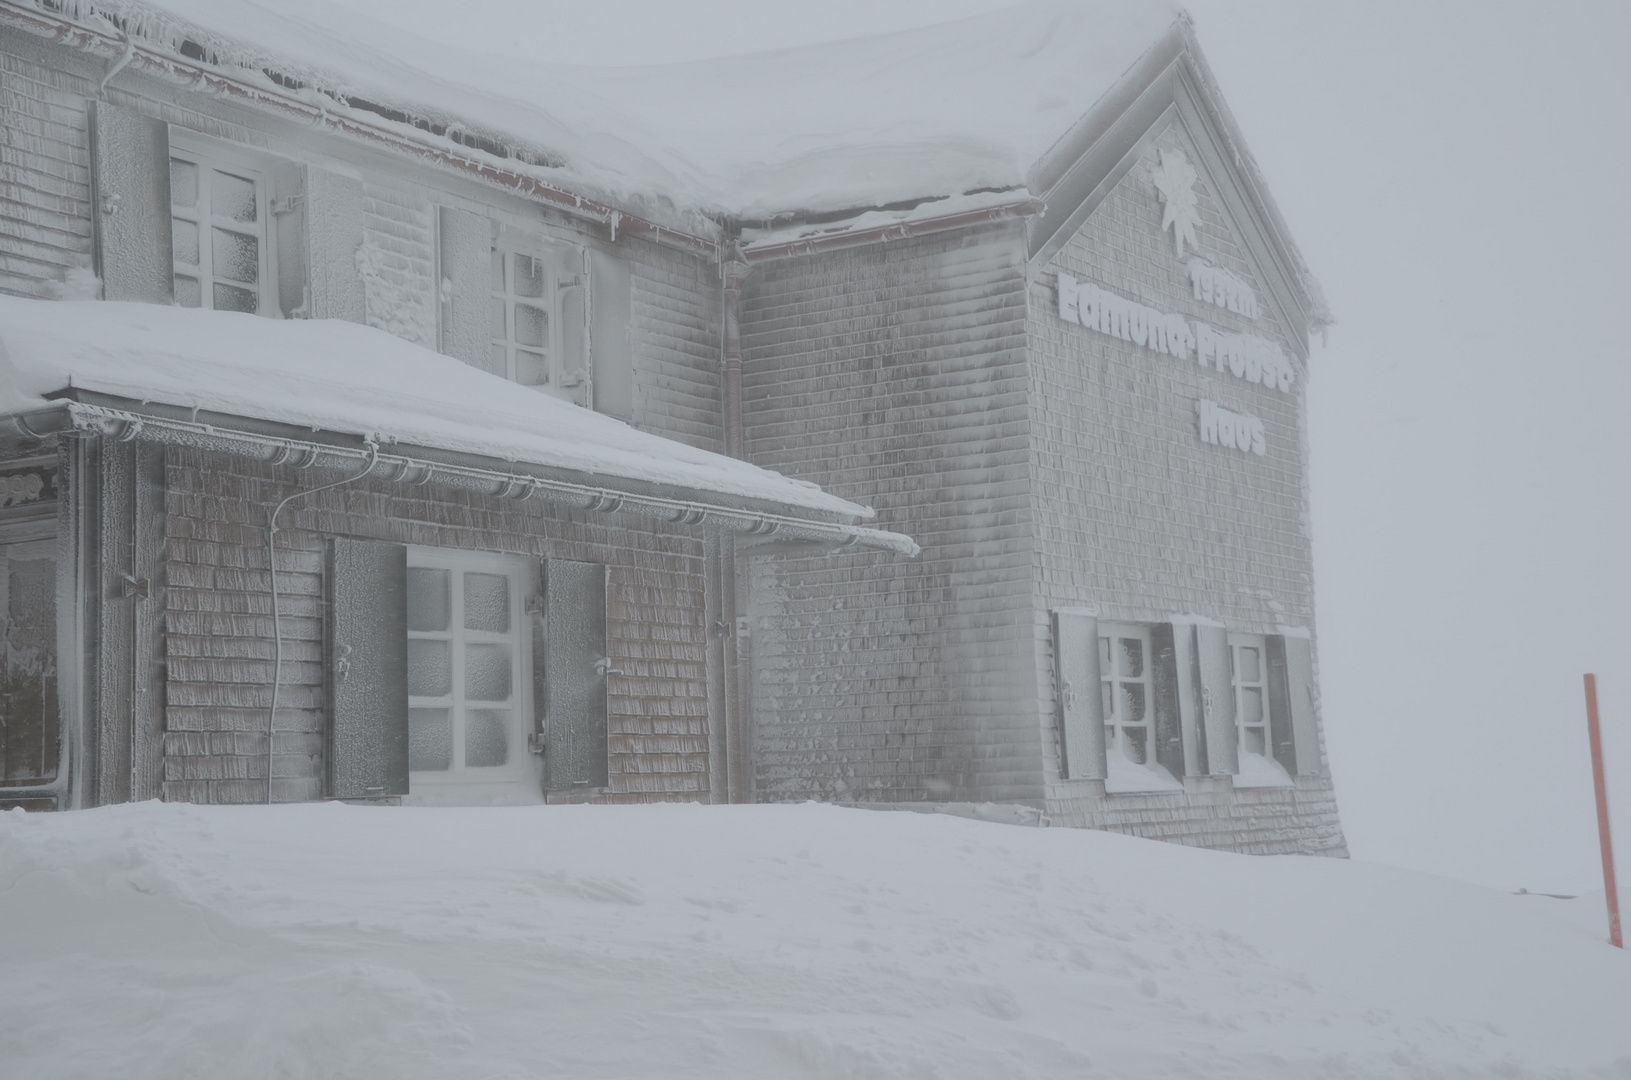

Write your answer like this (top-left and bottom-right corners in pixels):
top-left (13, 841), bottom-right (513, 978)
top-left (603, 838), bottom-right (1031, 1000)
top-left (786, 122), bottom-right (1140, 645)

top-left (1099, 623), bottom-right (1153, 766)
top-left (1228, 632), bottom-right (1290, 787)
top-left (489, 243), bottom-right (586, 405)
top-left (169, 137), bottom-right (271, 316)
top-left (405, 550), bottom-right (530, 789)
top-left (0, 538), bottom-right (58, 787)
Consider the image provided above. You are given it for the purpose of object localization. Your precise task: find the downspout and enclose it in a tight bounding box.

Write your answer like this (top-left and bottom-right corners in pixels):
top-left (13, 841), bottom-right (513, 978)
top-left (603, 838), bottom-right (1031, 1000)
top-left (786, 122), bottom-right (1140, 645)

top-left (720, 244), bottom-right (751, 459)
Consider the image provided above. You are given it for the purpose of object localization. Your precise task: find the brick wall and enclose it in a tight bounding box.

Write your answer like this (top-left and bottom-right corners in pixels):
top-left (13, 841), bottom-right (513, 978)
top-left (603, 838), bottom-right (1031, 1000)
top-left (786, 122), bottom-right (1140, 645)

top-left (1029, 124), bottom-right (1345, 854)
top-left (740, 223), bottom-right (1041, 805)
top-left (160, 446), bottom-right (711, 805)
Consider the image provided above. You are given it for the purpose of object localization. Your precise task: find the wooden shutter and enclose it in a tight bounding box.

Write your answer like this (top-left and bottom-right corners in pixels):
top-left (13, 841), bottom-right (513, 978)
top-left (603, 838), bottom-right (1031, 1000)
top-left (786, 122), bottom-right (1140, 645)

top-left (1267, 634), bottom-right (1317, 776)
top-left (327, 539), bottom-right (409, 798)
top-left (588, 248), bottom-right (634, 421)
top-left (558, 247), bottom-right (589, 406)
top-left (438, 206), bottom-right (497, 374)
top-left (306, 167), bottom-right (367, 323)
top-left (1053, 611), bottom-right (1106, 780)
top-left (89, 101), bottom-right (173, 303)
top-left (1171, 622), bottom-right (1204, 775)
top-left (536, 559), bottom-right (610, 791)
top-left (1195, 623), bottom-right (1237, 776)
top-left (269, 160), bottom-right (309, 319)
top-left (1149, 623), bottom-right (1186, 779)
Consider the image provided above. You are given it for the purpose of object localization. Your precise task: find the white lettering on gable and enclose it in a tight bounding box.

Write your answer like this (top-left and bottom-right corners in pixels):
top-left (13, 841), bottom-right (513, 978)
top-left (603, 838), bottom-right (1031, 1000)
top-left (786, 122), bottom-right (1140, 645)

top-left (1196, 399), bottom-right (1265, 456)
top-left (1056, 274), bottom-right (1293, 393)
top-left (1187, 259), bottom-right (1259, 319)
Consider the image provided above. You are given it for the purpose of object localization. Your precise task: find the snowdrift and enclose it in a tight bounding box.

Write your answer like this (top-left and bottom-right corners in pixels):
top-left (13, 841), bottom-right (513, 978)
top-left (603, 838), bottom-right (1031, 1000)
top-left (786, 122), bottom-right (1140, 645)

top-left (2, 801), bottom-right (1628, 1079)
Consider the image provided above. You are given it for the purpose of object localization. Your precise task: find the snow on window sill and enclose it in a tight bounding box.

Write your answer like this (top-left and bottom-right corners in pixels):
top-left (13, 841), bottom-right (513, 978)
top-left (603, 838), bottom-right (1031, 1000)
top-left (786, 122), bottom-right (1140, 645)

top-left (1103, 753), bottom-right (1184, 795)
top-left (1231, 751), bottom-right (1294, 789)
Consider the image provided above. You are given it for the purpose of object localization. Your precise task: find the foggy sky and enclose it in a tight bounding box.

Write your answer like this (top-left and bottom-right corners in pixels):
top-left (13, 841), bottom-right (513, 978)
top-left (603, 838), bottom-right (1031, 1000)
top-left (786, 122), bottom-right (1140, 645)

top-left (332, 0), bottom-right (1631, 896)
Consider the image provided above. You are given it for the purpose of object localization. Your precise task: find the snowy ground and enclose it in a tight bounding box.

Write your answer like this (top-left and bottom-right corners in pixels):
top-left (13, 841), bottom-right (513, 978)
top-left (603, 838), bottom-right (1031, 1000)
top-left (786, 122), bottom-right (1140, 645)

top-left (2, 802), bottom-right (1627, 1079)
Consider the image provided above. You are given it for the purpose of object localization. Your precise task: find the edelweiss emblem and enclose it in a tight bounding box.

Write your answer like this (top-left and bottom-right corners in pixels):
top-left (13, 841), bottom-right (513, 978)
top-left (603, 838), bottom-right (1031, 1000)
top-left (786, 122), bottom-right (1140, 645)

top-left (1151, 148), bottom-right (1200, 258)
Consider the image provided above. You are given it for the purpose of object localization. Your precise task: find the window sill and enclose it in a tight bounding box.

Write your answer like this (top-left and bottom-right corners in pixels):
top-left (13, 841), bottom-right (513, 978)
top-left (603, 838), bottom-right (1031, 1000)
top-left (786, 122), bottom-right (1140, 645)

top-left (1103, 757), bottom-right (1184, 795)
top-left (1231, 752), bottom-right (1295, 789)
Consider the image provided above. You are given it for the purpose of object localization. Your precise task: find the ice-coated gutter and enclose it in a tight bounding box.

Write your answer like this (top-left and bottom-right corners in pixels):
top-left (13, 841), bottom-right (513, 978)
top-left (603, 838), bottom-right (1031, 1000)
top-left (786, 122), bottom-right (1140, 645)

top-left (0, 0), bottom-right (722, 259)
top-left (26, 399), bottom-right (919, 557)
top-left (739, 193), bottom-right (1045, 263)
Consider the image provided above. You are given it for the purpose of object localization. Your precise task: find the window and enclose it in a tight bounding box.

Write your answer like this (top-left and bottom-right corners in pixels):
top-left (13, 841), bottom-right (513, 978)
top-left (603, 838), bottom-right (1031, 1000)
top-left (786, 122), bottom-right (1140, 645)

top-left (489, 243), bottom-right (586, 403)
top-left (404, 550), bottom-right (534, 802)
top-left (0, 534), bottom-right (57, 792)
top-left (169, 136), bottom-right (274, 315)
top-left (1099, 623), bottom-right (1152, 766)
top-left (1229, 632), bottom-right (1293, 787)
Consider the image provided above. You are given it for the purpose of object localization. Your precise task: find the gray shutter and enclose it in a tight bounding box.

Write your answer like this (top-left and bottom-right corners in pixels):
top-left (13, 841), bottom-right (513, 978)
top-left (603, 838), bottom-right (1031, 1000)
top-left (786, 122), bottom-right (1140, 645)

top-left (306, 167), bottom-right (367, 323)
top-left (1265, 635), bottom-right (1304, 776)
top-left (588, 248), bottom-right (634, 421)
top-left (438, 206), bottom-right (497, 373)
top-left (537, 559), bottom-right (610, 791)
top-left (270, 160), bottom-right (309, 319)
top-left (327, 539), bottom-right (409, 798)
top-left (1171, 622), bottom-right (1204, 775)
top-left (1195, 624), bottom-right (1237, 776)
top-left (1053, 611), bottom-right (1106, 780)
top-left (1281, 633), bottom-right (1320, 777)
top-left (90, 101), bottom-right (173, 303)
top-left (558, 247), bottom-right (589, 407)
top-left (1149, 623), bottom-right (1186, 779)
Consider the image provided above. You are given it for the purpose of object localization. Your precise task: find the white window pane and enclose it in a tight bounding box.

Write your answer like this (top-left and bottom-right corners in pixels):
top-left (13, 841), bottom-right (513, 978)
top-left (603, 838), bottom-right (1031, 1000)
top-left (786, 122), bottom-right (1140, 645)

top-left (409, 708), bottom-right (452, 771)
top-left (211, 282), bottom-right (258, 314)
top-left (490, 297), bottom-right (507, 340)
top-left (1119, 637), bottom-right (1143, 679)
top-left (1120, 682), bottom-right (1145, 723)
top-left (170, 158), bottom-right (199, 208)
top-left (212, 228), bottom-right (258, 284)
top-left (490, 248), bottom-right (505, 292)
top-left (465, 709), bottom-right (510, 767)
top-left (408, 639), bottom-right (451, 697)
top-left (1100, 682), bottom-right (1113, 723)
top-left (1239, 687), bottom-right (1263, 726)
top-left (211, 169), bottom-right (257, 223)
top-left (464, 572), bottom-right (509, 632)
top-left (515, 349), bottom-right (549, 386)
top-left (514, 302), bottom-right (547, 348)
top-left (172, 218), bottom-right (199, 266)
top-left (514, 253), bottom-right (545, 299)
top-left (1238, 646), bottom-right (1260, 683)
top-left (174, 275), bottom-right (201, 308)
top-left (1244, 727), bottom-right (1267, 756)
top-left (464, 643), bottom-right (511, 701)
top-left (407, 567), bottom-right (450, 632)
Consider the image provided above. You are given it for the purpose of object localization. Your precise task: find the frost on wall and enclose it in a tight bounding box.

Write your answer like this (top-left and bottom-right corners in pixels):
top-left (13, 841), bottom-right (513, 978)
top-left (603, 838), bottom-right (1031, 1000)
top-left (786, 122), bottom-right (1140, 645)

top-left (355, 237), bottom-right (436, 349)
top-left (1150, 148), bottom-right (1200, 258)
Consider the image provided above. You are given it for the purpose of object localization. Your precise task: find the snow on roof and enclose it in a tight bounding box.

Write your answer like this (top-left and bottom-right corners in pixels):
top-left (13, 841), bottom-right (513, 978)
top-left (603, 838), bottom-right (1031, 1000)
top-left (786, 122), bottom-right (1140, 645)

top-left (0, 296), bottom-right (872, 520)
top-left (37, 0), bottom-right (1181, 218)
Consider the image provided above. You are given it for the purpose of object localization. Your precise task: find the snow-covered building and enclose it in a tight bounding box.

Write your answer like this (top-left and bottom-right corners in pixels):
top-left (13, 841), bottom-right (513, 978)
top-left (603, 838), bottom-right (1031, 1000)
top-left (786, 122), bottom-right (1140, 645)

top-left (0, 0), bottom-right (1344, 854)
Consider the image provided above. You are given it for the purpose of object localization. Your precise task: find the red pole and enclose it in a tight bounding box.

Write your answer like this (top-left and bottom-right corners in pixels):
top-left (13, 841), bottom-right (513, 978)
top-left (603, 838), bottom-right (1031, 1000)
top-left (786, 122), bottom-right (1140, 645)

top-left (1584, 674), bottom-right (1623, 948)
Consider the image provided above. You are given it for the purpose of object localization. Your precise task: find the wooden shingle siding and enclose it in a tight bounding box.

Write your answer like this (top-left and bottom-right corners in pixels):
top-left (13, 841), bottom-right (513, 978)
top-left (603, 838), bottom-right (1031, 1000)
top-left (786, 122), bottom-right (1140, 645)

top-left (0, 49), bottom-right (94, 297)
top-left (1030, 126), bottom-right (1344, 855)
top-left (742, 223), bottom-right (1040, 806)
top-left (160, 447), bottom-right (711, 805)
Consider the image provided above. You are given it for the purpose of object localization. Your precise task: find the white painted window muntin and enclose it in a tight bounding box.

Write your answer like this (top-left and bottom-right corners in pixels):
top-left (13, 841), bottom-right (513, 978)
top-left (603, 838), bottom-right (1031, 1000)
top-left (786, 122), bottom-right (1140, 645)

top-left (168, 133), bottom-right (275, 316)
top-left (1099, 622), bottom-right (1153, 765)
top-left (406, 548), bottom-right (533, 791)
top-left (1228, 632), bottom-right (1270, 760)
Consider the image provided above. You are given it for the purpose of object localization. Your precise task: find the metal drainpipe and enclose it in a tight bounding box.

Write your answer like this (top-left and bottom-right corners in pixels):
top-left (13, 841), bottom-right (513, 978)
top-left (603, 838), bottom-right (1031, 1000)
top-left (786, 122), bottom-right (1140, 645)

top-left (720, 246), bottom-right (751, 459)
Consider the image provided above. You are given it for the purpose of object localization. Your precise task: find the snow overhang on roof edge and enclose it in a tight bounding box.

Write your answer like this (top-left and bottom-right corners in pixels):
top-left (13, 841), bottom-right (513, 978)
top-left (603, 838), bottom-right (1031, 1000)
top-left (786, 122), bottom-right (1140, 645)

top-left (2, 400), bottom-right (920, 558)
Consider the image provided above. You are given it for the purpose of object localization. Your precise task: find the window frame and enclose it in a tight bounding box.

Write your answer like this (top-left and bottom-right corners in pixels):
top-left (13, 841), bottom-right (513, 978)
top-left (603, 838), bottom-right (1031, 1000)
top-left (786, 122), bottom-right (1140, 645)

top-left (1227, 631), bottom-right (1293, 787)
top-left (404, 547), bottom-right (538, 803)
top-left (1099, 621), bottom-right (1154, 767)
top-left (168, 132), bottom-right (279, 317)
top-left (488, 230), bottom-right (587, 404)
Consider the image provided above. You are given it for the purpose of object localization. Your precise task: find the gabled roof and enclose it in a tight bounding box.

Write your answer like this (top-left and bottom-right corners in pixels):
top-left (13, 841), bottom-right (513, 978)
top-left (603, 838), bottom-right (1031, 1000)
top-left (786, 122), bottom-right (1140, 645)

top-left (20, 0), bottom-right (1177, 218)
top-left (0, 297), bottom-right (918, 554)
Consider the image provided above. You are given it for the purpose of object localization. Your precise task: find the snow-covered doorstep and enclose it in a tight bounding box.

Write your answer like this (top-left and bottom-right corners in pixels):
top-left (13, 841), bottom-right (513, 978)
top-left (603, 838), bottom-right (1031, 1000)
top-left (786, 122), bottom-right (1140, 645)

top-left (0, 296), bottom-right (871, 519)
top-left (2, 801), bottom-right (1627, 1080)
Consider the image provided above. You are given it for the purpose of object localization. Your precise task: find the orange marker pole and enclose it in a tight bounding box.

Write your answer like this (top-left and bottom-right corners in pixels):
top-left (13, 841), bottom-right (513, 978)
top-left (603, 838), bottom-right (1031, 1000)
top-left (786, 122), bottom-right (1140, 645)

top-left (1584, 674), bottom-right (1623, 948)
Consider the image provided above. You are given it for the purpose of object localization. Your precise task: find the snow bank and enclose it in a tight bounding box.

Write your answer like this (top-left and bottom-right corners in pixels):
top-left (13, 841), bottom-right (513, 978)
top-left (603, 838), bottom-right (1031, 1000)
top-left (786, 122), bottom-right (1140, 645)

top-left (0, 296), bottom-right (869, 519)
top-left (3, 801), bottom-right (1627, 1079)
top-left (38, 0), bottom-right (1179, 217)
